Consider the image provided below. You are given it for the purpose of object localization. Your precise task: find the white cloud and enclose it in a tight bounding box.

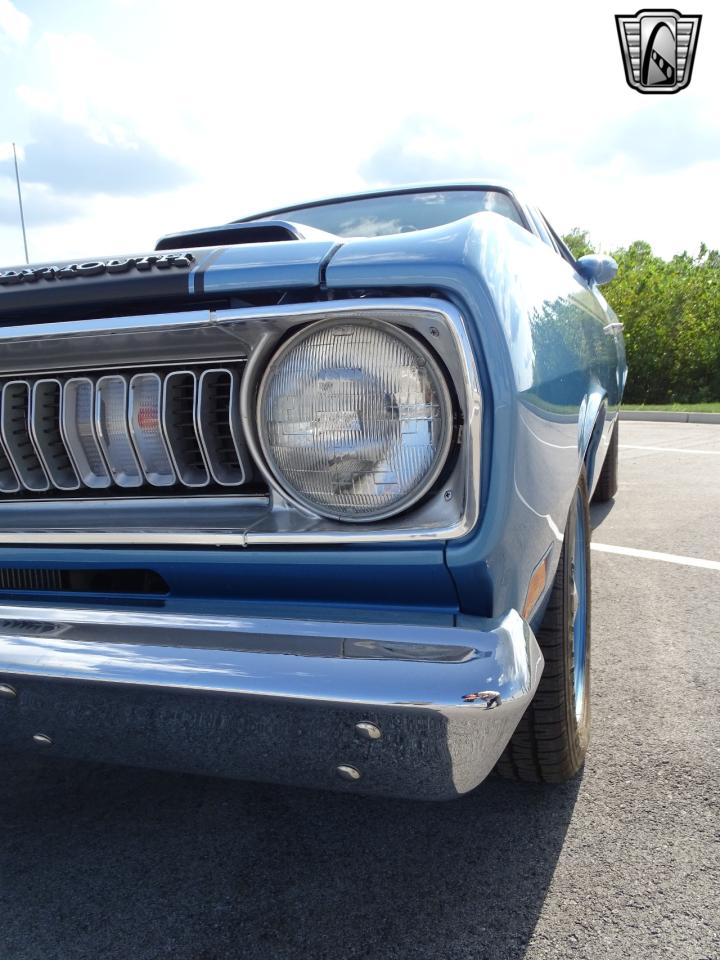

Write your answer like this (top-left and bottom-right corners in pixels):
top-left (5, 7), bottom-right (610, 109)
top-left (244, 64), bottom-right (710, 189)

top-left (0, 115), bottom-right (192, 200)
top-left (1, 0), bottom-right (718, 263)
top-left (0, 0), bottom-right (30, 45)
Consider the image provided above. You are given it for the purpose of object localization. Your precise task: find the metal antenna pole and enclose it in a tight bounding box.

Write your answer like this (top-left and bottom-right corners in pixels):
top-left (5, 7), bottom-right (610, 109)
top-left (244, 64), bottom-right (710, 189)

top-left (12, 142), bottom-right (29, 264)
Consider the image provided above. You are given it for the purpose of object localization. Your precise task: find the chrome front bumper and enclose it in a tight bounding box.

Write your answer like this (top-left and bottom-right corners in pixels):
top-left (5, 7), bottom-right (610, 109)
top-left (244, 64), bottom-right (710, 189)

top-left (0, 604), bottom-right (543, 800)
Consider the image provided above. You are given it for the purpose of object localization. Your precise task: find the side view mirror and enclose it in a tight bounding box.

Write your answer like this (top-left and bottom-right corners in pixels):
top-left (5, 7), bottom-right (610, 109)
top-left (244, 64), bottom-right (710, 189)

top-left (576, 254), bottom-right (618, 286)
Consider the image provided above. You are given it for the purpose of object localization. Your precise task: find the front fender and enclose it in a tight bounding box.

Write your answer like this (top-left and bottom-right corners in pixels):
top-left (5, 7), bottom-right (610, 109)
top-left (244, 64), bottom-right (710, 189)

top-left (326, 213), bottom-right (616, 618)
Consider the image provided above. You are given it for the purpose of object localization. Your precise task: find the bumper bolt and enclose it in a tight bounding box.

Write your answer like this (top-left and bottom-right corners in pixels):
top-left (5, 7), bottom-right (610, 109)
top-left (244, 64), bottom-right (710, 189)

top-left (354, 721), bottom-right (382, 741)
top-left (0, 683), bottom-right (17, 699)
top-left (336, 764), bottom-right (361, 782)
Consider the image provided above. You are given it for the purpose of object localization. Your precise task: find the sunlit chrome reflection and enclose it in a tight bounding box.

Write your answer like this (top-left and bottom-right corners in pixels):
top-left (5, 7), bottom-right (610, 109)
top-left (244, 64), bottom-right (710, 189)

top-left (95, 376), bottom-right (143, 487)
top-left (128, 373), bottom-right (176, 486)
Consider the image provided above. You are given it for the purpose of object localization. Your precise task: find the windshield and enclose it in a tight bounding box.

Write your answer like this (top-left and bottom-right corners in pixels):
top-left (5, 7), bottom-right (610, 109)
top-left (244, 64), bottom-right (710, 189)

top-left (247, 189), bottom-right (525, 238)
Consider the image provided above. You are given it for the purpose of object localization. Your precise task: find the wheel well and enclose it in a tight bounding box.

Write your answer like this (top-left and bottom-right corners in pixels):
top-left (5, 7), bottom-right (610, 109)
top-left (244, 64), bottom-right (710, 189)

top-left (583, 407), bottom-right (607, 491)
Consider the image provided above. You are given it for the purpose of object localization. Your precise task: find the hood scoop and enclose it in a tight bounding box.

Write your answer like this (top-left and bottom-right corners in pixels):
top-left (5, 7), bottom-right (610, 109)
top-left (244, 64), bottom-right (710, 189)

top-left (156, 220), bottom-right (303, 251)
top-left (0, 222), bottom-right (338, 323)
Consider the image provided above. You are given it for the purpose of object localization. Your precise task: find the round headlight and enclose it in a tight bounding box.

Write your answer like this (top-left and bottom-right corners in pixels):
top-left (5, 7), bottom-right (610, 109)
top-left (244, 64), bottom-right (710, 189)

top-left (256, 318), bottom-right (453, 521)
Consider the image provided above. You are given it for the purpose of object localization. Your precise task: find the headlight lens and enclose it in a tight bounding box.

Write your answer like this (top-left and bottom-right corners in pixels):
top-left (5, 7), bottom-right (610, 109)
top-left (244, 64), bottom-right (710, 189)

top-left (256, 318), bottom-right (453, 521)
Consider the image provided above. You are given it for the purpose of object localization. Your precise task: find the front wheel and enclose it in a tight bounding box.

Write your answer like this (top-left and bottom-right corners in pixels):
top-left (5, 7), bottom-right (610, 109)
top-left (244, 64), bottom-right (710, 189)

top-left (592, 420), bottom-right (619, 502)
top-left (497, 473), bottom-right (592, 782)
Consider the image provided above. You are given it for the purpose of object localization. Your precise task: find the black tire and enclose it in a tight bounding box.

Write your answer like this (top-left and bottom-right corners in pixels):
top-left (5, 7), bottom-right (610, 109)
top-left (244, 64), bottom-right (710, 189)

top-left (496, 473), bottom-right (592, 783)
top-left (592, 420), bottom-right (619, 502)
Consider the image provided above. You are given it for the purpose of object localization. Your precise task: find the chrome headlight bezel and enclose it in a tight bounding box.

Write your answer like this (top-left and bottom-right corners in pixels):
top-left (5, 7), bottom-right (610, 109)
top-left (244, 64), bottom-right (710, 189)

top-left (254, 317), bottom-right (455, 523)
top-left (0, 297), bottom-right (481, 545)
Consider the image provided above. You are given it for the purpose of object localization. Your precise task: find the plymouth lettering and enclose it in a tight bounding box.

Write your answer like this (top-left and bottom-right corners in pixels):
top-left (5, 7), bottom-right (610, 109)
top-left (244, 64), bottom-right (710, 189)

top-left (0, 253), bottom-right (195, 286)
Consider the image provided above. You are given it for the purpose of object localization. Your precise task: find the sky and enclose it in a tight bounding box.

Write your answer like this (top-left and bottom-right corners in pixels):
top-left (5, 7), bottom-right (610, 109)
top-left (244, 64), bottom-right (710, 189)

top-left (0, 0), bottom-right (718, 266)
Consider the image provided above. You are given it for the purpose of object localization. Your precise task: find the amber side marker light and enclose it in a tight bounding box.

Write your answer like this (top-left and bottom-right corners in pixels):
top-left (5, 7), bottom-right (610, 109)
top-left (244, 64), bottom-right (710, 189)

top-left (522, 549), bottom-right (552, 620)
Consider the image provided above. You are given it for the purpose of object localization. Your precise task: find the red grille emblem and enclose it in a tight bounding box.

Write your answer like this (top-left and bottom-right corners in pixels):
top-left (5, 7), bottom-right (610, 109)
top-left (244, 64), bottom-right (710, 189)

top-left (137, 407), bottom-right (158, 430)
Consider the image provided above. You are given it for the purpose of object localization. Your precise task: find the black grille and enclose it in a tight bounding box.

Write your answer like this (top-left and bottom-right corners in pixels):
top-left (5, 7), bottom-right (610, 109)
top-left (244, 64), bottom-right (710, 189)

top-left (0, 567), bottom-right (64, 591)
top-left (0, 567), bottom-right (168, 595)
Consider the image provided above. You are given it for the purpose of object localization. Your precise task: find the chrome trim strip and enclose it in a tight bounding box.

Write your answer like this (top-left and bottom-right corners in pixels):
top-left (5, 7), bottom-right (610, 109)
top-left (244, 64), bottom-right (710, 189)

top-left (127, 373), bottom-right (177, 487)
top-left (0, 420), bottom-right (21, 495)
top-left (60, 378), bottom-right (112, 489)
top-left (1, 380), bottom-right (50, 492)
top-left (94, 375), bottom-right (143, 487)
top-left (30, 379), bottom-right (81, 491)
top-left (196, 368), bottom-right (247, 486)
top-left (160, 371), bottom-right (210, 487)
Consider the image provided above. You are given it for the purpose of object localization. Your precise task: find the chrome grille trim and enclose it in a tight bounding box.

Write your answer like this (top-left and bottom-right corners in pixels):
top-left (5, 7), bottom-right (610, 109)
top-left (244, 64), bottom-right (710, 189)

top-left (95, 375), bottom-right (144, 488)
top-left (30, 380), bottom-right (81, 491)
top-left (1, 381), bottom-right (50, 492)
top-left (61, 378), bottom-right (112, 489)
top-left (0, 361), bottom-right (252, 498)
top-left (196, 368), bottom-right (250, 486)
top-left (161, 371), bottom-right (209, 487)
top-left (128, 373), bottom-right (176, 487)
top-left (0, 298), bottom-right (481, 544)
top-left (0, 442), bottom-right (20, 493)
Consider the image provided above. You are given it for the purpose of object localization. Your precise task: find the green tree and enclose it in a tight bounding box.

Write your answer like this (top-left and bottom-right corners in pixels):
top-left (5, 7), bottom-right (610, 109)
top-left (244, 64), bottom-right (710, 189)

top-left (562, 228), bottom-right (594, 260)
top-left (561, 232), bottom-right (720, 403)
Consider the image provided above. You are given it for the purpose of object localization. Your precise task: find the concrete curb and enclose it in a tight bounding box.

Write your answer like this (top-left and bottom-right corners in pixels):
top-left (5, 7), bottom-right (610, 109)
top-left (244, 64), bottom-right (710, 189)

top-left (621, 410), bottom-right (720, 424)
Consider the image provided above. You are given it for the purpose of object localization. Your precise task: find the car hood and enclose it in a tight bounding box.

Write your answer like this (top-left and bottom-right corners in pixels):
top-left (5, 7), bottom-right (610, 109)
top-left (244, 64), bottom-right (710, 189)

top-left (0, 235), bottom-right (340, 323)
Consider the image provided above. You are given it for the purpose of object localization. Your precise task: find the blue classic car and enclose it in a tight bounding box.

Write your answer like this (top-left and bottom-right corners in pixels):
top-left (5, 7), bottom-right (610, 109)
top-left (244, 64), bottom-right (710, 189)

top-left (0, 183), bottom-right (625, 799)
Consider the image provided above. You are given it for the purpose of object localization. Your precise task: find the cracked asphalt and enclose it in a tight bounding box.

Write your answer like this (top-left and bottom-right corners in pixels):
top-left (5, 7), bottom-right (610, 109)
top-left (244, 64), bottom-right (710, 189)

top-left (1, 422), bottom-right (718, 960)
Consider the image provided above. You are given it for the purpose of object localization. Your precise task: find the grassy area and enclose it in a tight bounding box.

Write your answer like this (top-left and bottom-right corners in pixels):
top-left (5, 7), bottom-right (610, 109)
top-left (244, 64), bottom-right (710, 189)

top-left (623, 402), bottom-right (720, 412)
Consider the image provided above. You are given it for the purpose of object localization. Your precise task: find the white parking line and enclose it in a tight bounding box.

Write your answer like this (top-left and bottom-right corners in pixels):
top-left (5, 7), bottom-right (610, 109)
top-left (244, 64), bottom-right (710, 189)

top-left (591, 542), bottom-right (720, 571)
top-left (620, 444), bottom-right (720, 455)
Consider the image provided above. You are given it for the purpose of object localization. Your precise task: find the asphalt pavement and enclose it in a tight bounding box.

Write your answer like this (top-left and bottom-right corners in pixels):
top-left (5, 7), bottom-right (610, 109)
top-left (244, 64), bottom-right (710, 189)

top-left (2, 421), bottom-right (718, 960)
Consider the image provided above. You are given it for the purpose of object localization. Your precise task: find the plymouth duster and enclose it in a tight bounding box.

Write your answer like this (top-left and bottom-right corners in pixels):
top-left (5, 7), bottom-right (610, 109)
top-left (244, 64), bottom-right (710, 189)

top-left (0, 182), bottom-right (625, 799)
